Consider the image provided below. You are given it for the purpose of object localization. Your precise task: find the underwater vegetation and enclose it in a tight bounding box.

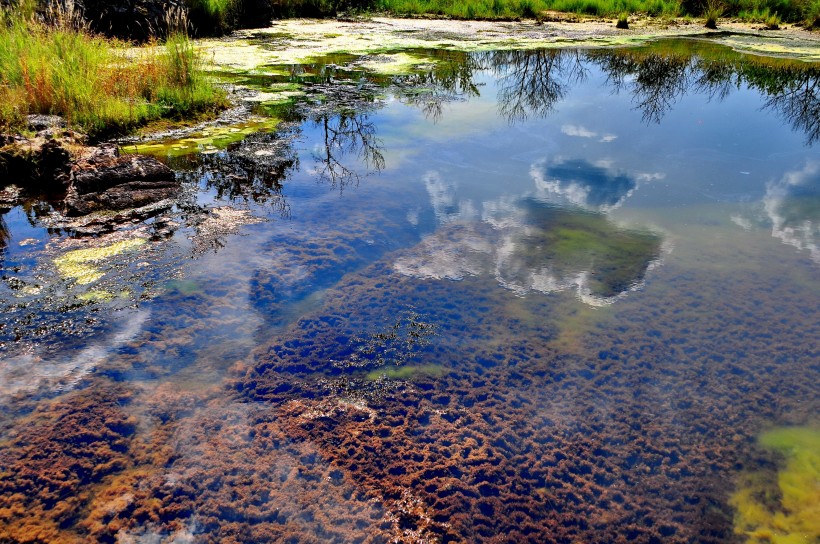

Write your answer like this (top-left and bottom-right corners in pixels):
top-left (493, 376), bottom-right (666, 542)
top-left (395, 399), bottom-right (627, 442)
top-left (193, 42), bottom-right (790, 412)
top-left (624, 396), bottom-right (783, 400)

top-left (512, 201), bottom-right (662, 298)
top-left (731, 427), bottom-right (820, 544)
top-left (54, 238), bottom-right (147, 285)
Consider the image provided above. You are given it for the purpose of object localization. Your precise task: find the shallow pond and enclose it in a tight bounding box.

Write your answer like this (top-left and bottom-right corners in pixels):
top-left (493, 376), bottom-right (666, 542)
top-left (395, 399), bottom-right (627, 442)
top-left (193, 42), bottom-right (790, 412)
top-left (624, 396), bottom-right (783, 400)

top-left (0, 38), bottom-right (818, 543)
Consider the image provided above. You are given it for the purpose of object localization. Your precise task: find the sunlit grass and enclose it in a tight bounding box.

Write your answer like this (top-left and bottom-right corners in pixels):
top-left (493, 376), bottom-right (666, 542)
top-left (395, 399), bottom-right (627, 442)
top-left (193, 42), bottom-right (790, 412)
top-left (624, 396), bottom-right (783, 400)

top-left (372, 0), bottom-right (681, 18)
top-left (0, 6), bottom-right (227, 137)
top-left (371, 0), bottom-right (820, 22)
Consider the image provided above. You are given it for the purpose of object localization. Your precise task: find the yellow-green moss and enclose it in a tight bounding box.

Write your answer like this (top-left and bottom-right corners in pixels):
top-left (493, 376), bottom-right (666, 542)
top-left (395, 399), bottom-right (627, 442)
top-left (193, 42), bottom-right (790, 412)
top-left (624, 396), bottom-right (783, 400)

top-left (121, 118), bottom-right (281, 159)
top-left (357, 53), bottom-right (437, 75)
top-left (54, 238), bottom-right (147, 285)
top-left (365, 364), bottom-right (445, 381)
top-left (731, 426), bottom-right (820, 543)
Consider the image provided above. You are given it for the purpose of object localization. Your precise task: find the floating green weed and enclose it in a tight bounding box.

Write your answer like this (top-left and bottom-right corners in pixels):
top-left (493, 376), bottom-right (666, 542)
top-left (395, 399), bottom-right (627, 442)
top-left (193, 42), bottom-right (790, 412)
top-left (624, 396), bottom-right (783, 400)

top-left (122, 117), bottom-right (281, 158)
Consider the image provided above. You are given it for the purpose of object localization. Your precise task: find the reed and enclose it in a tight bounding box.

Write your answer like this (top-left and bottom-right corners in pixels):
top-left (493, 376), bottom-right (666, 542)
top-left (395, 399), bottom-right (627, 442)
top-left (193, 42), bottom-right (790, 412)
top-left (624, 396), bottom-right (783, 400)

top-left (0, 3), bottom-right (226, 137)
top-left (703, 0), bottom-right (723, 27)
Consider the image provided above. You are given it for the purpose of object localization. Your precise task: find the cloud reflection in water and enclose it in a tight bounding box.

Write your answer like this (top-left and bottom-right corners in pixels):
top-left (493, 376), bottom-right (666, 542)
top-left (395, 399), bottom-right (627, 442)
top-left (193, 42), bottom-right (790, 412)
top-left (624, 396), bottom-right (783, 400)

top-left (763, 161), bottom-right (820, 263)
top-left (396, 169), bottom-right (663, 306)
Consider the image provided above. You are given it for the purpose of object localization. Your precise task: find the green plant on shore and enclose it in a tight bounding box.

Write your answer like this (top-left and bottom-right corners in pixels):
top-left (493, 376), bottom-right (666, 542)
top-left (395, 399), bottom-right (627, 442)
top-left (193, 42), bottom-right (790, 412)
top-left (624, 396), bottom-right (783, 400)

top-left (185, 0), bottom-right (239, 34)
top-left (616, 11), bottom-right (630, 26)
top-left (764, 11), bottom-right (781, 27)
top-left (703, 0), bottom-right (723, 26)
top-left (371, 0), bottom-right (682, 19)
top-left (0, 3), bottom-right (226, 137)
top-left (367, 0), bottom-right (817, 22)
top-left (806, 0), bottom-right (820, 27)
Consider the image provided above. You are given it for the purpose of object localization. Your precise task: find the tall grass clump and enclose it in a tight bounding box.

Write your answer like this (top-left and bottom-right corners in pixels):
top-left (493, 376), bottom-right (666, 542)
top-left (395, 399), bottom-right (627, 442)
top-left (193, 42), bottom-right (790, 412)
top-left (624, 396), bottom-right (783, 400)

top-left (703, 0), bottom-right (723, 26)
top-left (703, 0), bottom-right (818, 23)
top-left (0, 4), bottom-right (226, 137)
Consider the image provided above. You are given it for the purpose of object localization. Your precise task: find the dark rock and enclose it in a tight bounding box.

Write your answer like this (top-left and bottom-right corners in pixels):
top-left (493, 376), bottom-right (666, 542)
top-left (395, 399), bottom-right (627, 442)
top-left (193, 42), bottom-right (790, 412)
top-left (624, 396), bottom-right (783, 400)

top-left (0, 129), bottom-right (78, 189)
top-left (64, 145), bottom-right (180, 216)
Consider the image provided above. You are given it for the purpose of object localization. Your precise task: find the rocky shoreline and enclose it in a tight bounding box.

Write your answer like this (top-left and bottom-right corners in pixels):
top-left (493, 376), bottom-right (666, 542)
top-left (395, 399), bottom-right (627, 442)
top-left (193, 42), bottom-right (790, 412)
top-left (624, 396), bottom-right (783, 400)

top-left (0, 116), bottom-right (178, 230)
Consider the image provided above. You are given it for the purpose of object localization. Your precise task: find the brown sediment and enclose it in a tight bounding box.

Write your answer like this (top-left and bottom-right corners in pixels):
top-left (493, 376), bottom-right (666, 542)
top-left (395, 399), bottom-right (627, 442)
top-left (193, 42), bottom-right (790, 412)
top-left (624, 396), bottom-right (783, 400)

top-left (0, 230), bottom-right (816, 542)
top-left (232, 240), bottom-right (817, 542)
top-left (0, 385), bottom-right (137, 543)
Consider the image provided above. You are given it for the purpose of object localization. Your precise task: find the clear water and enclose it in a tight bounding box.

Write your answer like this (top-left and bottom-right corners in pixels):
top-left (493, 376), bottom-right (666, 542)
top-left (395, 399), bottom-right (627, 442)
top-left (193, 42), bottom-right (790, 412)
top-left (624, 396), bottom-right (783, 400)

top-left (0, 39), bottom-right (818, 543)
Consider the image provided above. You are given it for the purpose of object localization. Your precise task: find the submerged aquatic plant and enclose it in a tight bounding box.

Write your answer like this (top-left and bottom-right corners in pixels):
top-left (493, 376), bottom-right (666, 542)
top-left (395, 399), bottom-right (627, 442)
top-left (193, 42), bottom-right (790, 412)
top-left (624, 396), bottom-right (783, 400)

top-left (334, 310), bottom-right (437, 371)
top-left (730, 426), bottom-right (820, 543)
top-left (55, 238), bottom-right (147, 285)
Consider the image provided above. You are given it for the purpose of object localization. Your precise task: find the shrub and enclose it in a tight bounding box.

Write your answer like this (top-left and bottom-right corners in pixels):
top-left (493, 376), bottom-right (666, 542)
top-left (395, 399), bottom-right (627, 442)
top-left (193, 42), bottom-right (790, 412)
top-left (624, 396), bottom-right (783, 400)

top-left (806, 0), bottom-right (820, 27)
top-left (185, 0), bottom-right (239, 35)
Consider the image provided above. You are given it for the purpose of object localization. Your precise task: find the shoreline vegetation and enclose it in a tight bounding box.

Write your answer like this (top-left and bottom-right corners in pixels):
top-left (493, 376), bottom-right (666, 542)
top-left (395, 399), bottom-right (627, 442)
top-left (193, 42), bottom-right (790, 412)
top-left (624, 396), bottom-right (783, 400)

top-left (189, 0), bottom-right (820, 28)
top-left (0, 1), bottom-right (227, 139)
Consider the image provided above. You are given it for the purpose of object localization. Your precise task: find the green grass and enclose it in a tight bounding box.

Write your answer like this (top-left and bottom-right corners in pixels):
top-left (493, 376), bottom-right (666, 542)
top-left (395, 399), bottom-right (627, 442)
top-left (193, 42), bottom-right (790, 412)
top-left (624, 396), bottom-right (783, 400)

top-left (185, 0), bottom-right (240, 34)
top-left (372, 0), bottom-right (682, 19)
top-left (190, 0), bottom-right (237, 14)
top-left (369, 0), bottom-right (818, 22)
top-left (0, 6), bottom-right (227, 138)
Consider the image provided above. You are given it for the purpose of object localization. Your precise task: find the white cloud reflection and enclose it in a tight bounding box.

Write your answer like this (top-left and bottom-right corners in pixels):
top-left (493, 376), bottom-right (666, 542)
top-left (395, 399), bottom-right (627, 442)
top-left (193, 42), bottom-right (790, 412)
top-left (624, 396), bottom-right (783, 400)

top-left (561, 124), bottom-right (617, 143)
top-left (0, 310), bottom-right (149, 400)
top-left (395, 166), bottom-right (662, 307)
top-left (762, 161), bottom-right (819, 263)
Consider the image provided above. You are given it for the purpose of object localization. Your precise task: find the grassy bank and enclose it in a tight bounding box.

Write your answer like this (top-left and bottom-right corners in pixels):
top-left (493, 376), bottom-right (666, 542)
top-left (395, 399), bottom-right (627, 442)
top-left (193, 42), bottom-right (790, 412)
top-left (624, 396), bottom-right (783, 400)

top-left (369, 0), bottom-right (820, 24)
top-left (0, 6), bottom-right (227, 138)
top-left (188, 0), bottom-right (820, 25)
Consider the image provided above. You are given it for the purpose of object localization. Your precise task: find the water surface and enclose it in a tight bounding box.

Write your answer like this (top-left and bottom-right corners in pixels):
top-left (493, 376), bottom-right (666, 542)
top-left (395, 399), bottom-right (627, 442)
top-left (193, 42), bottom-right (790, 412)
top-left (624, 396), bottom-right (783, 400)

top-left (0, 39), bottom-right (818, 543)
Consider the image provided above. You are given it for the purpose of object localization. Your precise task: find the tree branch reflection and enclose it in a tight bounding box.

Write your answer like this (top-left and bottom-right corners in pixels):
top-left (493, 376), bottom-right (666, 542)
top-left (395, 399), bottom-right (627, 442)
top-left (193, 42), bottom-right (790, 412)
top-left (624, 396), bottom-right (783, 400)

top-left (585, 45), bottom-right (820, 143)
top-left (312, 111), bottom-right (385, 190)
top-left (482, 49), bottom-right (588, 122)
top-left (0, 212), bottom-right (8, 256)
top-left (395, 50), bottom-right (484, 122)
top-left (750, 67), bottom-right (820, 145)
